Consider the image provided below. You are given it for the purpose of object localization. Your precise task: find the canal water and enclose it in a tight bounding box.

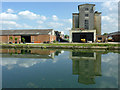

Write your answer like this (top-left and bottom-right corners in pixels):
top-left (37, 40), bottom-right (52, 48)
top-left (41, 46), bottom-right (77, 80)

top-left (1, 48), bottom-right (119, 88)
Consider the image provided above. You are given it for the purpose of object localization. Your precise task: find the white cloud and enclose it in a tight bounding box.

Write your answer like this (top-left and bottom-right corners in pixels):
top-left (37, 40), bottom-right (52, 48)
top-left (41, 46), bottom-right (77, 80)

top-left (7, 9), bottom-right (14, 13)
top-left (52, 15), bottom-right (58, 21)
top-left (0, 21), bottom-right (34, 30)
top-left (22, 23), bottom-right (33, 28)
top-left (37, 25), bottom-right (43, 28)
top-left (64, 27), bottom-right (71, 31)
top-left (102, 16), bottom-right (116, 23)
top-left (48, 22), bottom-right (63, 28)
top-left (0, 21), bottom-right (21, 29)
top-left (18, 10), bottom-right (40, 20)
top-left (18, 10), bottom-right (47, 21)
top-left (61, 31), bottom-right (64, 35)
top-left (41, 16), bottom-right (47, 21)
top-left (2, 58), bottom-right (47, 69)
top-left (63, 19), bottom-right (72, 24)
top-left (102, 53), bottom-right (118, 86)
top-left (101, 1), bottom-right (118, 12)
top-left (68, 19), bottom-right (72, 23)
top-left (37, 20), bottom-right (44, 24)
top-left (0, 9), bottom-right (72, 34)
top-left (101, 2), bottom-right (118, 34)
top-left (0, 13), bottom-right (18, 20)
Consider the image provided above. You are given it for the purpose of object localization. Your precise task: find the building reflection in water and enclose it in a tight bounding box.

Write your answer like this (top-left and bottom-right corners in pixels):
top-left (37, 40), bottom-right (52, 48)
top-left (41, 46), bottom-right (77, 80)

top-left (0, 49), bottom-right (59, 59)
top-left (1, 49), bottom-right (102, 85)
top-left (0, 49), bottom-right (64, 69)
top-left (70, 50), bottom-right (102, 85)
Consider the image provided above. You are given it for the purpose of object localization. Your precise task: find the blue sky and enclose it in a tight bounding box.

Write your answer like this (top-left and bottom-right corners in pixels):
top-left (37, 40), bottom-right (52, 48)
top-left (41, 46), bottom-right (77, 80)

top-left (0, 2), bottom-right (118, 35)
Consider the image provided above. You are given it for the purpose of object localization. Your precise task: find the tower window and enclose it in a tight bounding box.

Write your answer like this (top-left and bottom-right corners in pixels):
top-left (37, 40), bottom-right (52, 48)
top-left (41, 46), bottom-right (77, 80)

top-left (85, 20), bottom-right (89, 24)
top-left (84, 20), bottom-right (89, 29)
top-left (85, 14), bottom-right (89, 17)
top-left (85, 8), bottom-right (89, 11)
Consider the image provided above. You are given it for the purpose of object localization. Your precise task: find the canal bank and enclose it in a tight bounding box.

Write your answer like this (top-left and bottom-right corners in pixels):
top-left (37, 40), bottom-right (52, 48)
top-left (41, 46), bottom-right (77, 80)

top-left (0, 43), bottom-right (120, 50)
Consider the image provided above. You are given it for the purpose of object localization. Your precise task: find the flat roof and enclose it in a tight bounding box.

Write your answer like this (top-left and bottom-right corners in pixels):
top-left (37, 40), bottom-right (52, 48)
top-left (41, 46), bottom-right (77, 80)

top-left (72, 13), bottom-right (79, 15)
top-left (0, 29), bottom-right (53, 35)
top-left (78, 4), bottom-right (95, 7)
top-left (95, 11), bottom-right (102, 14)
top-left (108, 31), bottom-right (120, 35)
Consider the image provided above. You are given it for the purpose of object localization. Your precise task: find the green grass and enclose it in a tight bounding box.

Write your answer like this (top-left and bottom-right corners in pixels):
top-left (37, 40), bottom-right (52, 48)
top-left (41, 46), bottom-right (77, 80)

top-left (1, 43), bottom-right (120, 47)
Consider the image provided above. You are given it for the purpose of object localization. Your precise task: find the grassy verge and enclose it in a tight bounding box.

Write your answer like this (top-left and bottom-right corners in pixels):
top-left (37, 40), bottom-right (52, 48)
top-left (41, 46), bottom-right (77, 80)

top-left (1, 43), bottom-right (120, 47)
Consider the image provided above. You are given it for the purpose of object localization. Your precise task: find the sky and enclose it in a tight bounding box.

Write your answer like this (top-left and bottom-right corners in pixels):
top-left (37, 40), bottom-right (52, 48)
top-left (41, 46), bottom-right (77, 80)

top-left (0, 1), bottom-right (118, 35)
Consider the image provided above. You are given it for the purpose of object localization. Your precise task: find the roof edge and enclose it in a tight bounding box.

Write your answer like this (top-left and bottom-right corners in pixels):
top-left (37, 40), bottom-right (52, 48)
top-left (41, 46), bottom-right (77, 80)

top-left (78, 4), bottom-right (95, 7)
top-left (0, 29), bottom-right (53, 31)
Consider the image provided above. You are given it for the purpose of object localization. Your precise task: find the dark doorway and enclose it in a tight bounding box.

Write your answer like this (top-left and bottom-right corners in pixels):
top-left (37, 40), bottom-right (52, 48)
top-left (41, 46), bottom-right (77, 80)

top-left (21, 35), bottom-right (31, 43)
top-left (72, 32), bottom-right (94, 43)
top-left (72, 52), bottom-right (94, 57)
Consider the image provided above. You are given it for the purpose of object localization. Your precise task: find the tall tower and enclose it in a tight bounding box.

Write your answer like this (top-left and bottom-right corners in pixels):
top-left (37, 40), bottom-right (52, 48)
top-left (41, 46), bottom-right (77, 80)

top-left (70, 4), bottom-right (101, 43)
top-left (79, 4), bottom-right (95, 30)
top-left (94, 11), bottom-right (101, 35)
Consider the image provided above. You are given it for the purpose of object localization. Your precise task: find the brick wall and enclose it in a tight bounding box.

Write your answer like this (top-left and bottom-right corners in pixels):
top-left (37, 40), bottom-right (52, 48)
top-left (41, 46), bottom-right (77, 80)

top-left (0, 35), bottom-right (21, 43)
top-left (10, 36), bottom-right (21, 43)
top-left (0, 35), bottom-right (56, 43)
top-left (0, 36), bottom-right (9, 43)
top-left (50, 35), bottom-right (56, 42)
top-left (31, 35), bottom-right (56, 43)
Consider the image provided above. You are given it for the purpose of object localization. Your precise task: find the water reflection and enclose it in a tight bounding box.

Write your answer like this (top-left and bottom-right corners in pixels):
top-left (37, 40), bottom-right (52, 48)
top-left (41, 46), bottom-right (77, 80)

top-left (70, 50), bottom-right (101, 85)
top-left (1, 49), bottom-right (118, 88)
top-left (0, 49), bottom-right (63, 59)
top-left (0, 49), bottom-right (63, 69)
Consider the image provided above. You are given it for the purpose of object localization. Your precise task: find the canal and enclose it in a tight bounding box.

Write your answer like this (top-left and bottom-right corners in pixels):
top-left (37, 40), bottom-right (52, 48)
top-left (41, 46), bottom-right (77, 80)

top-left (1, 48), bottom-right (119, 88)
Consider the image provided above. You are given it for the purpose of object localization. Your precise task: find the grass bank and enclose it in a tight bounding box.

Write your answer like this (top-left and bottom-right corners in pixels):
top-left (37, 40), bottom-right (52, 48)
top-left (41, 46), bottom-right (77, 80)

top-left (0, 43), bottom-right (120, 50)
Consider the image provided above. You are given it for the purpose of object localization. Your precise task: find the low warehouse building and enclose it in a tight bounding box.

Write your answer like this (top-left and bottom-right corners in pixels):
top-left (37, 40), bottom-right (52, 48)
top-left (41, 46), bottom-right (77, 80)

top-left (108, 31), bottom-right (120, 42)
top-left (0, 29), bottom-right (56, 44)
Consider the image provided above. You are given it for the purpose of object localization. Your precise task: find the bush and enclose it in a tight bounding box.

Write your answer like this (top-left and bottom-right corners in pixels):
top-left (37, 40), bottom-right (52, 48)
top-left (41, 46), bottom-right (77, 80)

top-left (22, 37), bottom-right (25, 43)
top-left (53, 40), bottom-right (56, 43)
top-left (9, 36), bottom-right (13, 40)
top-left (9, 36), bottom-right (13, 44)
top-left (15, 37), bottom-right (18, 41)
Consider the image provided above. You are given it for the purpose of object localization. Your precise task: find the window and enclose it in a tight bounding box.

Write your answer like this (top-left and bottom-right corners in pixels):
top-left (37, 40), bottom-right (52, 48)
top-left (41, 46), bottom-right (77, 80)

top-left (85, 20), bottom-right (89, 24)
top-left (85, 25), bottom-right (89, 29)
top-left (85, 8), bottom-right (89, 11)
top-left (85, 14), bottom-right (89, 17)
top-left (84, 20), bottom-right (89, 29)
top-left (90, 7), bottom-right (94, 13)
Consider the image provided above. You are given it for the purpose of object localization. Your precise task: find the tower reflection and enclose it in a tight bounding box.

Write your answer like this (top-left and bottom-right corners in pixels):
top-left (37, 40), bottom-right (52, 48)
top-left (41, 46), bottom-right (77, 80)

top-left (70, 50), bottom-right (102, 85)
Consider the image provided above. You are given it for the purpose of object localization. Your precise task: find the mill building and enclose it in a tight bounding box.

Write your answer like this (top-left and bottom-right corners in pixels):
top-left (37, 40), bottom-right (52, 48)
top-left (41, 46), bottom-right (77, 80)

top-left (69, 4), bottom-right (101, 43)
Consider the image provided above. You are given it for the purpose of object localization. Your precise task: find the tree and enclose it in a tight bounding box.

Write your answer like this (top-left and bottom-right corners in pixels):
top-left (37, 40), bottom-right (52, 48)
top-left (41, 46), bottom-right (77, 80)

top-left (22, 37), bottom-right (25, 43)
top-left (9, 36), bottom-right (13, 44)
top-left (15, 37), bottom-right (18, 44)
top-left (9, 36), bottom-right (13, 41)
top-left (15, 37), bottom-right (18, 41)
top-left (103, 33), bottom-right (108, 35)
top-left (64, 35), bottom-right (69, 38)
